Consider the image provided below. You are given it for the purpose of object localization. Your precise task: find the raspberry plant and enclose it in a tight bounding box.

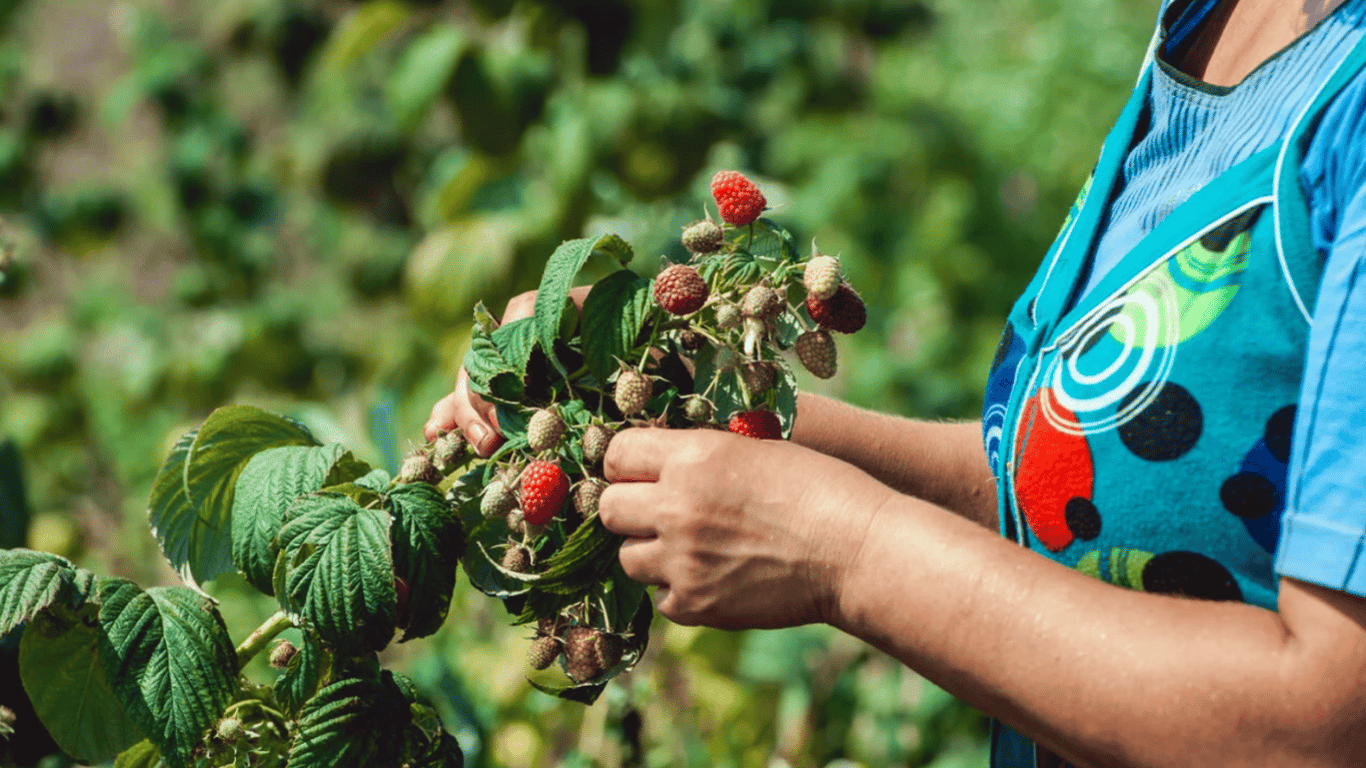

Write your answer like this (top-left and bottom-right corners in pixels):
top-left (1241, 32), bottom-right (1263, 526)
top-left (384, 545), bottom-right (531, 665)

top-left (0, 172), bottom-right (865, 768)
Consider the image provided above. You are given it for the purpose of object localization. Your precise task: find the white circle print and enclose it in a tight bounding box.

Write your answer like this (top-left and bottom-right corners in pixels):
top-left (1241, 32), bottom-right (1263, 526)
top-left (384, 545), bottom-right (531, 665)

top-left (1040, 276), bottom-right (1180, 436)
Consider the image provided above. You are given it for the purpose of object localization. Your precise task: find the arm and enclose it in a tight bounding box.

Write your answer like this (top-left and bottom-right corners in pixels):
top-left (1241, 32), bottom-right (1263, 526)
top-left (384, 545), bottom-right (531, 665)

top-left (598, 429), bottom-right (1366, 768)
top-left (791, 393), bottom-right (998, 528)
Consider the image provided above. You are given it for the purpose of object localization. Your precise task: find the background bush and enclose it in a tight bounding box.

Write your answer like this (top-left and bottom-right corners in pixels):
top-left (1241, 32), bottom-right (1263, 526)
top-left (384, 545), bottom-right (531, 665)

top-left (0, 0), bottom-right (1156, 765)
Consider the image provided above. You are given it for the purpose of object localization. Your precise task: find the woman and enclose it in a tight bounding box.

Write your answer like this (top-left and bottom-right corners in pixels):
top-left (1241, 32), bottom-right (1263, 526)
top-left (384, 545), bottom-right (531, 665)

top-left (428, 0), bottom-right (1366, 763)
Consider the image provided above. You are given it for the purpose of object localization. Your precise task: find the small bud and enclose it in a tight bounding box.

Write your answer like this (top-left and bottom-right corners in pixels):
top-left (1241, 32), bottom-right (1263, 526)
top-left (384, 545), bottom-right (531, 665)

top-left (217, 716), bottom-right (245, 742)
top-left (268, 639), bottom-right (298, 669)
top-left (683, 395), bottom-right (714, 423)
top-left (678, 329), bottom-right (704, 351)
top-left (506, 510), bottom-right (526, 536)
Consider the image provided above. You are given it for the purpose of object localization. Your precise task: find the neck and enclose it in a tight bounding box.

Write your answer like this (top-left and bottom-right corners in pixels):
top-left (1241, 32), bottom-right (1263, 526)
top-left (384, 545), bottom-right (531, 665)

top-left (1176, 0), bottom-right (1349, 87)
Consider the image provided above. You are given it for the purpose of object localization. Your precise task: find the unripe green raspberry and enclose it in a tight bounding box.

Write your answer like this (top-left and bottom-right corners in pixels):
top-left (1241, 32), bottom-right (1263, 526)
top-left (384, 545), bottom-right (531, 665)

top-left (581, 424), bottom-right (614, 464)
top-left (740, 361), bottom-right (777, 394)
top-left (681, 218), bottom-right (724, 254)
top-left (481, 479), bottom-right (517, 517)
top-left (803, 255), bottom-right (842, 301)
top-left (741, 284), bottom-right (783, 320)
top-left (268, 639), bottom-right (298, 669)
top-left (432, 431), bottom-right (468, 471)
top-left (573, 478), bottom-right (607, 519)
top-left (527, 408), bottom-right (566, 452)
top-left (795, 329), bottom-right (838, 379)
top-left (716, 302), bottom-right (742, 329)
top-left (528, 635), bottom-right (561, 670)
top-left (683, 395), bottom-right (714, 423)
top-left (614, 369), bottom-right (652, 416)
top-left (506, 510), bottom-right (525, 536)
top-left (397, 450), bottom-right (439, 484)
top-left (502, 544), bottom-right (532, 573)
top-left (563, 626), bottom-right (603, 682)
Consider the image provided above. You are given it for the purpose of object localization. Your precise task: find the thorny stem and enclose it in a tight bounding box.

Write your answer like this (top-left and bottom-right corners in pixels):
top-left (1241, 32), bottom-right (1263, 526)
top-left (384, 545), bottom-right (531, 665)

top-left (235, 611), bottom-right (294, 672)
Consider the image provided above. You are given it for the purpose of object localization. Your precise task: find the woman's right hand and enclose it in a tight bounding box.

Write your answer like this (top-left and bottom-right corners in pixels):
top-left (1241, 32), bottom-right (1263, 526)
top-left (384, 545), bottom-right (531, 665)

top-left (423, 287), bottom-right (590, 455)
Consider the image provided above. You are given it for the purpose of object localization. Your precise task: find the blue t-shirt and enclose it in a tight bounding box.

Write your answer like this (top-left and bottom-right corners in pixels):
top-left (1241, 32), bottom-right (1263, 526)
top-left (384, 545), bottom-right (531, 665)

top-left (1076, 0), bottom-right (1366, 598)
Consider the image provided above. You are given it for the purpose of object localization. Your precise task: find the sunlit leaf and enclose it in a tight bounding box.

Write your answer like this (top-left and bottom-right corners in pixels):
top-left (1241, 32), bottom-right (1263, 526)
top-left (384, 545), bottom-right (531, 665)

top-left (0, 549), bottom-right (94, 636)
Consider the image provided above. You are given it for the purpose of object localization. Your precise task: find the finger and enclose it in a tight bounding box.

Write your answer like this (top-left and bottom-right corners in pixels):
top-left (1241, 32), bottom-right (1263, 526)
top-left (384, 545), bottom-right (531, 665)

top-left (598, 482), bottom-right (661, 539)
top-left (603, 427), bottom-right (696, 482)
top-left (617, 536), bottom-right (667, 586)
top-left (426, 372), bottom-right (504, 456)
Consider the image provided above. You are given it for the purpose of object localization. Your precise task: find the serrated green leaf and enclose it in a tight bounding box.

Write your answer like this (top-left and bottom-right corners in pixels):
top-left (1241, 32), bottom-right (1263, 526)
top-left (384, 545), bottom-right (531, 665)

top-left (275, 494), bottom-right (397, 655)
top-left (96, 580), bottom-right (238, 768)
top-left (386, 24), bottom-right (466, 130)
top-left (355, 469), bottom-right (392, 492)
top-left (276, 640), bottom-right (324, 716)
top-left (462, 330), bottom-right (524, 405)
top-left (115, 739), bottom-right (162, 768)
top-left (385, 483), bottom-right (463, 641)
top-left (533, 236), bottom-right (619, 378)
top-left (232, 444), bottom-right (351, 595)
top-left (580, 270), bottom-right (652, 383)
top-left (287, 674), bottom-right (411, 768)
top-left (323, 451), bottom-right (374, 488)
top-left (532, 518), bottom-right (621, 595)
top-left (149, 407), bottom-right (316, 588)
top-left (756, 218), bottom-right (800, 262)
top-left (490, 317), bottom-right (537, 373)
top-left (0, 549), bottom-right (93, 636)
top-left (774, 364), bottom-right (798, 439)
top-left (19, 609), bottom-right (144, 764)
top-left (591, 233), bottom-right (634, 265)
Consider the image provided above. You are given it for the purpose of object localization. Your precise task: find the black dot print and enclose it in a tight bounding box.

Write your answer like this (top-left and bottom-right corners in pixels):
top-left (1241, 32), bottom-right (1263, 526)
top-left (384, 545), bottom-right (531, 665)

top-left (1117, 382), bottom-right (1203, 462)
top-left (1143, 551), bottom-right (1243, 602)
top-left (1220, 472), bottom-right (1278, 519)
top-left (1199, 206), bottom-right (1263, 251)
top-left (1264, 405), bottom-right (1296, 464)
top-left (1064, 497), bottom-right (1101, 540)
top-left (991, 323), bottom-right (1015, 373)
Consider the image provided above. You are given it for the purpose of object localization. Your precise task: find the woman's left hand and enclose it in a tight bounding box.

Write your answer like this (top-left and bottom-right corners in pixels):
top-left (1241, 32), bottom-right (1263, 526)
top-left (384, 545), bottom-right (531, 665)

top-left (598, 426), bottom-right (889, 629)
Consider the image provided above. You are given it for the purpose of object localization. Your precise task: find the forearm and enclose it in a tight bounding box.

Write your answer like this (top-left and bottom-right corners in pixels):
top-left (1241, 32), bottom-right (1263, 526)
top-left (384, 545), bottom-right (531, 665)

top-left (830, 493), bottom-right (1366, 768)
top-left (791, 393), bottom-right (998, 528)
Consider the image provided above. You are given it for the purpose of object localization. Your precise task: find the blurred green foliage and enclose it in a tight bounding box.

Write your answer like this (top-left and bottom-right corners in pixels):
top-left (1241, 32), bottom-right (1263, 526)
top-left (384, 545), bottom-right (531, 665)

top-left (0, 0), bottom-right (1157, 764)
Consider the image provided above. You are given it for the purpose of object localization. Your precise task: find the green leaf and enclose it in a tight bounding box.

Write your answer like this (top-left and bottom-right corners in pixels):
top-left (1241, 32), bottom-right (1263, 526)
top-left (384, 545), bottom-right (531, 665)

top-left (385, 483), bottom-right (463, 641)
top-left (96, 580), bottom-right (238, 768)
top-left (386, 24), bottom-right (467, 130)
top-left (756, 218), bottom-right (800, 262)
top-left (533, 236), bottom-right (622, 377)
top-left (462, 328), bottom-right (524, 405)
top-left (591, 233), bottom-right (634, 266)
top-left (19, 609), bottom-right (144, 764)
top-left (276, 640), bottom-right (325, 716)
top-left (232, 444), bottom-right (351, 595)
top-left (460, 516), bottom-right (531, 600)
top-left (0, 549), bottom-right (94, 636)
top-left (275, 493), bottom-right (397, 655)
top-left (774, 363), bottom-right (799, 439)
top-left (580, 270), bottom-right (652, 383)
top-left (115, 740), bottom-right (162, 768)
top-left (149, 406), bottom-right (316, 587)
top-left (491, 317), bottom-right (538, 373)
top-left (532, 517), bottom-right (622, 595)
top-left (287, 674), bottom-right (412, 768)
top-left (355, 469), bottom-right (392, 493)
top-left (322, 0), bottom-right (409, 68)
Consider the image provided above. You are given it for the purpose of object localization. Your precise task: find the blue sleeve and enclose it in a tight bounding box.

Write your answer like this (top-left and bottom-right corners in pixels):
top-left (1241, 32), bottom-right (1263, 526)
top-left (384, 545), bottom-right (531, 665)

top-left (1275, 70), bottom-right (1366, 596)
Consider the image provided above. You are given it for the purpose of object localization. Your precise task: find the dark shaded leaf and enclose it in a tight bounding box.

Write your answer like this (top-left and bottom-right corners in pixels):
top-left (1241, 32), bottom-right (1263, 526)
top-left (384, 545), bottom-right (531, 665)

top-left (385, 483), bottom-right (463, 640)
top-left (276, 639), bottom-right (325, 716)
top-left (96, 580), bottom-right (238, 768)
top-left (274, 493), bottom-right (396, 655)
top-left (580, 269), bottom-right (652, 383)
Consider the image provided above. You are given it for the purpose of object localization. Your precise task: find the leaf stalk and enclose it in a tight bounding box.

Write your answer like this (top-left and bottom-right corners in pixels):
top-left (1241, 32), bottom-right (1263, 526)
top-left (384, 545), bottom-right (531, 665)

top-left (235, 611), bottom-right (294, 671)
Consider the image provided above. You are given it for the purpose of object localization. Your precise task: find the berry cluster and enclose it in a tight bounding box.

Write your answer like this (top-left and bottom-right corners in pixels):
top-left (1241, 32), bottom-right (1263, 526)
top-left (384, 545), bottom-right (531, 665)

top-left (440, 170), bottom-right (867, 701)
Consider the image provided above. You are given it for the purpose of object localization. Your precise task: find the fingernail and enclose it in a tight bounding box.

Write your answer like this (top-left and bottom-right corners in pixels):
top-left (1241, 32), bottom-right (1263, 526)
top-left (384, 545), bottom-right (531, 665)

top-left (469, 424), bottom-right (491, 454)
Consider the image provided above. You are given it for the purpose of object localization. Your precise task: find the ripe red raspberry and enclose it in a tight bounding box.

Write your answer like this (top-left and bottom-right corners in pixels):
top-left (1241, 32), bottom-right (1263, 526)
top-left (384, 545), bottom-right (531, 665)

top-left (519, 460), bottom-right (570, 525)
top-left (710, 170), bottom-right (767, 226)
top-left (795, 329), bottom-right (837, 379)
top-left (728, 409), bottom-right (783, 440)
top-left (805, 284), bottom-right (867, 334)
top-left (653, 264), bottom-right (709, 316)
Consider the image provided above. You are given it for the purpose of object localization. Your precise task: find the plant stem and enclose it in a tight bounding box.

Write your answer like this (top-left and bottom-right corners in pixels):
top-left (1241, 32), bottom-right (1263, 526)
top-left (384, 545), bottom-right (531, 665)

top-left (235, 611), bottom-right (293, 672)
